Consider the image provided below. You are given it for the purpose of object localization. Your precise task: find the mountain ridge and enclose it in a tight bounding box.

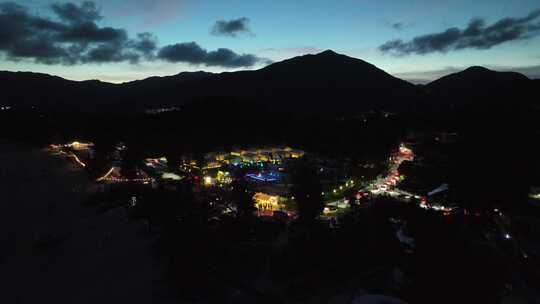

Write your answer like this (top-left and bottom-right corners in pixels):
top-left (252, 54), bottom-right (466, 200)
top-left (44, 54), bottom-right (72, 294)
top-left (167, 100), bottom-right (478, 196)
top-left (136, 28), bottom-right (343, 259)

top-left (0, 50), bottom-right (535, 114)
top-left (0, 51), bottom-right (533, 86)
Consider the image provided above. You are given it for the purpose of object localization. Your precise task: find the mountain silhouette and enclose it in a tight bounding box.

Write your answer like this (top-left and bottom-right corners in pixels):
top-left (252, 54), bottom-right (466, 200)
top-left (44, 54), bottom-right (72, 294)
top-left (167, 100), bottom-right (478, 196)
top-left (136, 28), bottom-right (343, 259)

top-left (181, 50), bottom-right (421, 113)
top-left (425, 66), bottom-right (532, 106)
top-left (0, 50), bottom-right (534, 115)
top-left (427, 66), bottom-right (530, 94)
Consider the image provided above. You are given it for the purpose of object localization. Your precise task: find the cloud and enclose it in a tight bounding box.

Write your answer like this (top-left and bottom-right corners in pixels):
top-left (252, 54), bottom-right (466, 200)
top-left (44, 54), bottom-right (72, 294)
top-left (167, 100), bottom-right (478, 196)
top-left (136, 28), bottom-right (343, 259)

top-left (128, 32), bottom-right (158, 58)
top-left (379, 9), bottom-right (540, 56)
top-left (0, 1), bottom-right (146, 64)
top-left (158, 42), bottom-right (269, 67)
top-left (0, 1), bottom-right (262, 68)
top-left (211, 17), bottom-right (252, 37)
top-left (390, 22), bottom-right (405, 30)
top-left (384, 20), bottom-right (413, 31)
top-left (51, 1), bottom-right (102, 24)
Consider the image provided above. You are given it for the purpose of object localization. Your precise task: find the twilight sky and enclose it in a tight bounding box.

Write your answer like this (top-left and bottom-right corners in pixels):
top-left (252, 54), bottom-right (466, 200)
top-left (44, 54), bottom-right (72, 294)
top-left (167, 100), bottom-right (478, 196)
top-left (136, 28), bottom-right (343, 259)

top-left (1, 0), bottom-right (539, 83)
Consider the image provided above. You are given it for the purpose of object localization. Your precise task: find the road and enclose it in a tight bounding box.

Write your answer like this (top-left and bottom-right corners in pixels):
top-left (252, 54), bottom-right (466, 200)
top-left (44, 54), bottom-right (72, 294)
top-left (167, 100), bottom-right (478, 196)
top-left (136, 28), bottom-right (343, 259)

top-left (324, 144), bottom-right (416, 215)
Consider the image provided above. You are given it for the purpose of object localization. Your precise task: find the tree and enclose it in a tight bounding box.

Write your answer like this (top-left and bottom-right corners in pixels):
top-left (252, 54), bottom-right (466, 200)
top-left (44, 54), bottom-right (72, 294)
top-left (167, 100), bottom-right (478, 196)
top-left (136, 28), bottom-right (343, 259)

top-left (451, 119), bottom-right (533, 212)
top-left (87, 137), bottom-right (115, 180)
top-left (93, 135), bottom-right (116, 159)
top-left (230, 178), bottom-right (256, 222)
top-left (290, 157), bottom-right (324, 222)
top-left (120, 145), bottom-right (142, 178)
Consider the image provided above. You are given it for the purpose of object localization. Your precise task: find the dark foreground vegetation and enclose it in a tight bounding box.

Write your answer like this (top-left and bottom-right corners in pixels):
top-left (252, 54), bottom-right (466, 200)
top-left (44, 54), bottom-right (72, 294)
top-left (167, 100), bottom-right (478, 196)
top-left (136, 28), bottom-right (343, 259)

top-left (1, 51), bottom-right (539, 303)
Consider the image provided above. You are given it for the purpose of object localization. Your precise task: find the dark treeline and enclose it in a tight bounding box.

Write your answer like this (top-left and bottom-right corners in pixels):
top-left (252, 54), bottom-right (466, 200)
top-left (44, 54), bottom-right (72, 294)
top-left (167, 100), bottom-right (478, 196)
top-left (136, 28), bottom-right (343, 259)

top-left (2, 87), bottom-right (538, 215)
top-left (0, 96), bottom-right (405, 161)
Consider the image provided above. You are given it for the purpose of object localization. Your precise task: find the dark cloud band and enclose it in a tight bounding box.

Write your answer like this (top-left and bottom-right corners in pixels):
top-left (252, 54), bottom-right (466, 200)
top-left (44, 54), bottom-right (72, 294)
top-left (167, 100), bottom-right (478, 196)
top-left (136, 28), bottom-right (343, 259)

top-left (0, 1), bottom-right (264, 68)
top-left (211, 17), bottom-right (252, 37)
top-left (0, 1), bottom-right (155, 64)
top-left (379, 9), bottom-right (540, 56)
top-left (158, 42), bottom-right (267, 67)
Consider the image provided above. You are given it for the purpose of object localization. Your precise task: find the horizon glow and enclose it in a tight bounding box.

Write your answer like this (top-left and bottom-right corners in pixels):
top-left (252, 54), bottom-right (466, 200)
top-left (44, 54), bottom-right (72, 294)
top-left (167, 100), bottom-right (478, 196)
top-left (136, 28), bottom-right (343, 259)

top-left (1, 0), bottom-right (539, 83)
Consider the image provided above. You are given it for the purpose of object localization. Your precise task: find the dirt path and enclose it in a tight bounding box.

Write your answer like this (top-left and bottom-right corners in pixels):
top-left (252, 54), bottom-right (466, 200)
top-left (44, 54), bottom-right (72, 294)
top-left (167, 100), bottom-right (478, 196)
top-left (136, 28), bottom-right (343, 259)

top-left (0, 140), bottom-right (174, 303)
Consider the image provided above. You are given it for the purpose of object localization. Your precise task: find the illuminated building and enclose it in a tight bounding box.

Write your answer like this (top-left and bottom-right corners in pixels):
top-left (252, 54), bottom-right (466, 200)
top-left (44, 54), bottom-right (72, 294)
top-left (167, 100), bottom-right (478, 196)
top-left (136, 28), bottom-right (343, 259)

top-left (50, 141), bottom-right (94, 151)
top-left (226, 147), bottom-right (305, 166)
top-left (204, 176), bottom-right (214, 186)
top-left (216, 171), bottom-right (232, 184)
top-left (253, 192), bottom-right (282, 215)
top-left (69, 141), bottom-right (94, 150)
top-left (145, 157), bottom-right (168, 168)
top-left (214, 153), bottom-right (227, 161)
top-left (242, 152), bottom-right (258, 163)
top-left (289, 150), bottom-right (304, 158)
top-left (203, 161), bottom-right (222, 170)
top-left (96, 166), bottom-right (152, 183)
top-left (161, 172), bottom-right (183, 181)
top-left (246, 171), bottom-right (281, 182)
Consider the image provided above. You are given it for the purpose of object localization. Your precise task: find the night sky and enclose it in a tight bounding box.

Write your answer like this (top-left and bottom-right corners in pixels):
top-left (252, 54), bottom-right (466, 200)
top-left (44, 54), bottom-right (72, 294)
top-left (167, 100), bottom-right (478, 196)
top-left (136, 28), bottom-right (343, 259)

top-left (1, 0), bottom-right (539, 83)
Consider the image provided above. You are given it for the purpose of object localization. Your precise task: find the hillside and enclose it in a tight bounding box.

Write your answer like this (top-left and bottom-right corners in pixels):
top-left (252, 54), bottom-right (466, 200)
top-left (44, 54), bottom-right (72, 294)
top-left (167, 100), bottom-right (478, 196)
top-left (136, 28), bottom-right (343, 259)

top-left (424, 66), bottom-right (533, 109)
top-left (1, 50), bottom-right (421, 114)
top-left (1, 51), bottom-right (536, 116)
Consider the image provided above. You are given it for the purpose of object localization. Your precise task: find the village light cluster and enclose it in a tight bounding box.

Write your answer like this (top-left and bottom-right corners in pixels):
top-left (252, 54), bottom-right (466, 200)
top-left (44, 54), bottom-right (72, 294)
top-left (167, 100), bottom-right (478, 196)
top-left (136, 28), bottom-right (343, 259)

top-left (50, 140), bottom-right (459, 219)
top-left (95, 166), bottom-right (152, 183)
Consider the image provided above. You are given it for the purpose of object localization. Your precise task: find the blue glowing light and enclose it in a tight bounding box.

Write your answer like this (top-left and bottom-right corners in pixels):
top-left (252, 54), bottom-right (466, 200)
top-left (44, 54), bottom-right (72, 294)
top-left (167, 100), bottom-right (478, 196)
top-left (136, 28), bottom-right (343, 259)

top-left (246, 171), bottom-right (281, 182)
